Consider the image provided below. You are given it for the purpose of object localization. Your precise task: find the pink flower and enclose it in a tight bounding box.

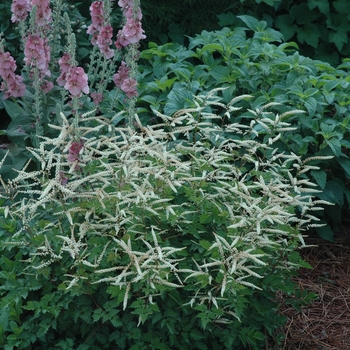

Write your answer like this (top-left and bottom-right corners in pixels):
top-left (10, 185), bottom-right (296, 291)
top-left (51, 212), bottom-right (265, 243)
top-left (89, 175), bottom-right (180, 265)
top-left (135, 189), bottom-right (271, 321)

top-left (67, 140), bottom-right (84, 170)
top-left (58, 53), bottom-right (71, 73)
top-left (118, 0), bottom-right (133, 9)
top-left (40, 79), bottom-right (53, 93)
top-left (115, 0), bottom-right (145, 48)
top-left (2, 75), bottom-right (26, 99)
top-left (31, 0), bottom-right (51, 26)
top-left (97, 25), bottom-right (114, 59)
top-left (67, 140), bottom-right (84, 163)
top-left (125, 7), bottom-right (142, 21)
top-left (123, 18), bottom-right (145, 44)
top-left (64, 66), bottom-right (89, 96)
top-left (90, 91), bottom-right (103, 105)
top-left (114, 30), bottom-right (129, 49)
top-left (121, 77), bottom-right (138, 98)
top-left (59, 171), bottom-right (68, 185)
top-left (11, 0), bottom-right (31, 23)
top-left (57, 53), bottom-right (71, 86)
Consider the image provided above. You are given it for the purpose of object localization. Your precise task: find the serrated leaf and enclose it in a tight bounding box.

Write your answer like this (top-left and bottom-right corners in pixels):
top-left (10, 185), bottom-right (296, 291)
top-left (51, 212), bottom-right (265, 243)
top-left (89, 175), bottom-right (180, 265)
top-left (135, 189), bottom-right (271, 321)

top-left (304, 96), bottom-right (317, 116)
top-left (308, 0), bottom-right (330, 14)
top-left (164, 82), bottom-right (198, 115)
top-left (329, 29), bottom-right (348, 51)
top-left (275, 15), bottom-right (297, 41)
top-left (297, 23), bottom-right (320, 48)
top-left (325, 138), bottom-right (342, 157)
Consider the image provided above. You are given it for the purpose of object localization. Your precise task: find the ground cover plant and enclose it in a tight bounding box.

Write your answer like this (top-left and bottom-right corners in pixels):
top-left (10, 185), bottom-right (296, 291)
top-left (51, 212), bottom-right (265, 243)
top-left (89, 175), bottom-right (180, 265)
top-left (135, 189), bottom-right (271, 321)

top-left (0, 0), bottom-right (338, 349)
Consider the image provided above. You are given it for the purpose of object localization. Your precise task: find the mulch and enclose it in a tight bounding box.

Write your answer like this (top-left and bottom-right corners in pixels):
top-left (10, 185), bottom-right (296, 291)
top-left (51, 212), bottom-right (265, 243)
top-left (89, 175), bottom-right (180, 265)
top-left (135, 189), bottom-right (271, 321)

top-left (279, 226), bottom-right (350, 350)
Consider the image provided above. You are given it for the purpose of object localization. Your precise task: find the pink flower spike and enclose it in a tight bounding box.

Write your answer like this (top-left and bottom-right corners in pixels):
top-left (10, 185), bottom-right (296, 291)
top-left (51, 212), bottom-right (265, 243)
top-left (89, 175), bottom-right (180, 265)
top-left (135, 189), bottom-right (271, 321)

top-left (24, 34), bottom-right (51, 78)
top-left (87, 1), bottom-right (104, 45)
top-left (113, 61), bottom-right (130, 88)
top-left (97, 25), bottom-right (115, 59)
top-left (31, 0), bottom-right (51, 26)
top-left (0, 52), bottom-right (17, 76)
top-left (58, 53), bottom-right (72, 73)
top-left (0, 51), bottom-right (26, 99)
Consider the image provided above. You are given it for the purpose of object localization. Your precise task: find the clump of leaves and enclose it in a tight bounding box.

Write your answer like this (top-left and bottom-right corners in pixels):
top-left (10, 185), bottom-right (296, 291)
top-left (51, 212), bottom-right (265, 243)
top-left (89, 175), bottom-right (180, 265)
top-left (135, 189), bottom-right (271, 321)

top-left (1, 89), bottom-right (326, 349)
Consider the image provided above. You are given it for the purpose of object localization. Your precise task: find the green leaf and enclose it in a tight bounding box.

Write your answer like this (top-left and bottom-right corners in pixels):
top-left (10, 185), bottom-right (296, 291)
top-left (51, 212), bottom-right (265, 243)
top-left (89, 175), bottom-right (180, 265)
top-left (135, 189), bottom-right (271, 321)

top-left (297, 23), bottom-right (321, 48)
top-left (164, 82), bottom-right (199, 115)
top-left (304, 96), bottom-right (317, 116)
top-left (275, 15), bottom-right (297, 41)
top-left (2, 100), bottom-right (29, 121)
top-left (310, 170), bottom-right (327, 189)
top-left (329, 29), bottom-right (348, 51)
top-left (315, 224), bottom-right (334, 242)
top-left (333, 0), bottom-right (350, 13)
top-left (210, 66), bottom-right (232, 83)
top-left (308, 0), bottom-right (330, 14)
top-left (237, 15), bottom-right (266, 31)
top-left (325, 138), bottom-right (342, 157)
top-left (338, 157), bottom-right (350, 178)
top-left (319, 179), bottom-right (344, 206)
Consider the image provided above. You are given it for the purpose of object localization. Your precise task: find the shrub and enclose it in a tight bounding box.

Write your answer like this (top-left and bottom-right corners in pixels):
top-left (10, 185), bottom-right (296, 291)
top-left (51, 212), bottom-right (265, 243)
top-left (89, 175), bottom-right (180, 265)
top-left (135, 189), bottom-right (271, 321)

top-left (1, 89), bottom-right (322, 349)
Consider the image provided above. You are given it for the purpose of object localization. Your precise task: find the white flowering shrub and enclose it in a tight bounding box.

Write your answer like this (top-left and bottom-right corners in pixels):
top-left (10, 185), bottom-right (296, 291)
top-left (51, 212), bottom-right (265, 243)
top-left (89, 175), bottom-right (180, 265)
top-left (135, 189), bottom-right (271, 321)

top-left (0, 89), bottom-right (327, 349)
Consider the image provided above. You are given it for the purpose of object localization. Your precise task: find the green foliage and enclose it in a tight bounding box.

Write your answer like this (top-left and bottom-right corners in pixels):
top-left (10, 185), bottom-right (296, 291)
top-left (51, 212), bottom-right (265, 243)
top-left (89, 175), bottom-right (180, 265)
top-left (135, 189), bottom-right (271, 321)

top-left (217, 0), bottom-right (350, 66)
top-left (134, 0), bottom-right (350, 65)
top-left (0, 90), bottom-right (321, 349)
top-left (138, 17), bottom-right (350, 240)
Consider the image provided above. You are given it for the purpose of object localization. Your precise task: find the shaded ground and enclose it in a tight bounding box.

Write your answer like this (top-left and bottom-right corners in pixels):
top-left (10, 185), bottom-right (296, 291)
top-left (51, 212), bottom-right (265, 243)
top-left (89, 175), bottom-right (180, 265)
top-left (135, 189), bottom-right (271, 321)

top-left (279, 227), bottom-right (350, 350)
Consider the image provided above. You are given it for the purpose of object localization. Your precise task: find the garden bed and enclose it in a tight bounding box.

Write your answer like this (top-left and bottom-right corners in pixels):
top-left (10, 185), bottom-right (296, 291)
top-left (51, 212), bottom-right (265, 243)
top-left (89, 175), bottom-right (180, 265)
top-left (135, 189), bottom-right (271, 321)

top-left (280, 227), bottom-right (350, 350)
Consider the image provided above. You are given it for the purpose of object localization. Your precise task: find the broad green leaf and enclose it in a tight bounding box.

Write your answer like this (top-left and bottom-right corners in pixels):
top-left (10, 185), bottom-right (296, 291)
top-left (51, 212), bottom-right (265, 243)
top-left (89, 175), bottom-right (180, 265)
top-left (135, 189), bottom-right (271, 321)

top-left (315, 224), bottom-right (334, 242)
top-left (310, 170), bottom-right (327, 189)
top-left (304, 96), bottom-right (317, 116)
top-left (297, 23), bottom-right (320, 48)
top-left (2, 100), bottom-right (28, 121)
top-left (210, 66), bottom-right (231, 83)
top-left (338, 158), bottom-right (350, 179)
top-left (237, 15), bottom-right (266, 31)
top-left (325, 138), bottom-right (342, 157)
top-left (164, 82), bottom-right (199, 115)
top-left (329, 29), bottom-right (348, 51)
top-left (275, 15), bottom-right (297, 41)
